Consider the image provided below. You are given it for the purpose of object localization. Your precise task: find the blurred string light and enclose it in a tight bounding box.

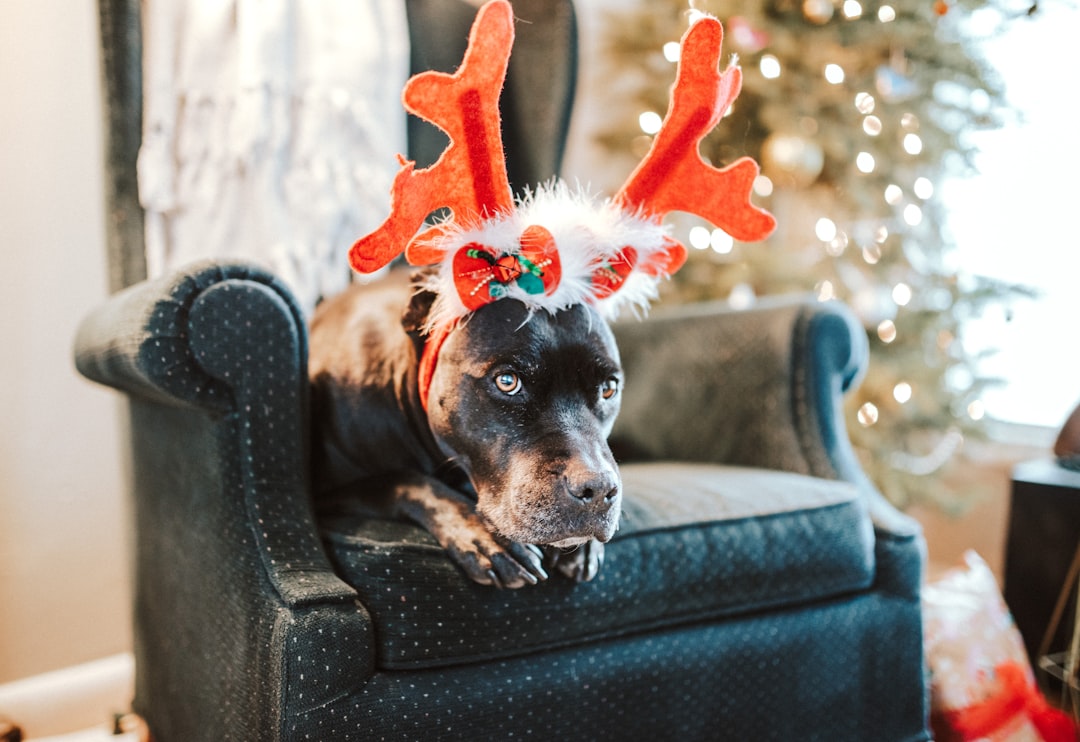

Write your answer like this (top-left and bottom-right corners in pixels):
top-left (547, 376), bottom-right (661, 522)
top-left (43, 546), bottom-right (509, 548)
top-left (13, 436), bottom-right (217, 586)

top-left (638, 111), bottom-right (662, 135)
top-left (913, 176), bottom-right (934, 199)
top-left (968, 399), bottom-right (986, 421)
top-left (816, 279), bottom-right (836, 301)
top-left (710, 228), bottom-right (734, 253)
top-left (903, 133), bottom-right (924, 155)
top-left (878, 5), bottom-right (896, 21)
top-left (884, 184), bottom-right (903, 204)
top-left (689, 225), bottom-right (735, 254)
top-left (856, 152), bottom-right (875, 173)
top-left (843, 0), bottom-right (863, 18)
top-left (863, 115), bottom-right (883, 135)
top-left (858, 402), bottom-right (879, 426)
top-left (825, 64), bottom-right (845, 84)
top-left (760, 54), bottom-right (782, 79)
top-left (689, 225), bottom-right (711, 249)
top-left (893, 382), bottom-right (912, 403)
top-left (878, 319), bottom-right (897, 343)
top-left (815, 217), bottom-right (837, 242)
top-left (663, 41), bottom-right (681, 63)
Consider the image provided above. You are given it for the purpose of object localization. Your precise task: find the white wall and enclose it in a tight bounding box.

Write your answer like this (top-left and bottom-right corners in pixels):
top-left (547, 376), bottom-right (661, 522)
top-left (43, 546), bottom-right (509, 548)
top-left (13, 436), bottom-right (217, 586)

top-left (0, 0), bottom-right (131, 683)
top-left (943, 2), bottom-right (1080, 429)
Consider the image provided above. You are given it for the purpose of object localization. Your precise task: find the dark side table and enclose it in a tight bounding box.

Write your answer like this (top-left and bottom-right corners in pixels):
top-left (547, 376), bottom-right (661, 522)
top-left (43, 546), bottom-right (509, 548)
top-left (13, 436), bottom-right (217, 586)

top-left (1003, 459), bottom-right (1080, 670)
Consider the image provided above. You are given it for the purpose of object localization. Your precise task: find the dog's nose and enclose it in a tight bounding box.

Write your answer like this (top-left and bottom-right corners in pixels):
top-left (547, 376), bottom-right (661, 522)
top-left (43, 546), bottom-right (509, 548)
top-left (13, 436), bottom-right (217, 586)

top-left (568, 474), bottom-right (620, 510)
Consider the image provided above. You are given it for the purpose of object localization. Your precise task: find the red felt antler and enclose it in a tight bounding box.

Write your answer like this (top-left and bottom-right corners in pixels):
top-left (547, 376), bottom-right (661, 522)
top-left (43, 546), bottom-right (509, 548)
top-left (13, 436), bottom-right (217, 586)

top-left (348, 0), bottom-right (516, 274)
top-left (615, 15), bottom-right (776, 243)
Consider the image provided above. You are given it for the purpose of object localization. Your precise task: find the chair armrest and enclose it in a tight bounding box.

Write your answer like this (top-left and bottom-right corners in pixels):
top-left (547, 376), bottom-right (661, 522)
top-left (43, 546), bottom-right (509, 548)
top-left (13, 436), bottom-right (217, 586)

top-left (74, 260), bottom-right (359, 608)
top-left (75, 260), bottom-right (284, 409)
top-left (611, 294), bottom-right (920, 537)
top-left (76, 261), bottom-right (376, 731)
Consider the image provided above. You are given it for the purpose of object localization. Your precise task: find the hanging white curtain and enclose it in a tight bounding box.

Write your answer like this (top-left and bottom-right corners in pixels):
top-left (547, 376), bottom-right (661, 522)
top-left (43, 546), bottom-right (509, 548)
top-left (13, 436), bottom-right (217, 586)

top-left (138, 0), bottom-right (410, 315)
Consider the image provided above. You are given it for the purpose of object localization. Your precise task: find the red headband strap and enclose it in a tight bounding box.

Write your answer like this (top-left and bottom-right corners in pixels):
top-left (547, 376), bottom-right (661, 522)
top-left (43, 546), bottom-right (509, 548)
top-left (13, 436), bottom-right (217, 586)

top-left (417, 321), bottom-right (455, 412)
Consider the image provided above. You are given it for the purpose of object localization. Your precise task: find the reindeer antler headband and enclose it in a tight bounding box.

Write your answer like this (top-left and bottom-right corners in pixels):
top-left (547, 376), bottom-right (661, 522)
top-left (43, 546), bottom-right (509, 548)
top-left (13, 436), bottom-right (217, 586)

top-left (349, 0), bottom-right (776, 409)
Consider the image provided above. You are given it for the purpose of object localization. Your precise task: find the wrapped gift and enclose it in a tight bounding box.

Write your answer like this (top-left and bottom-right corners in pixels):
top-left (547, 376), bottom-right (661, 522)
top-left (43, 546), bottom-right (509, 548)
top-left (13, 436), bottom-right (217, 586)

top-left (923, 550), bottom-right (1077, 741)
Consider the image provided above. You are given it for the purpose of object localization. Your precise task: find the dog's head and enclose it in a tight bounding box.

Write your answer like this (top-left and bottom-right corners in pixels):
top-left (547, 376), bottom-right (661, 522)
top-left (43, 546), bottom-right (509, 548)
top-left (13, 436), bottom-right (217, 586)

top-left (406, 290), bottom-right (622, 547)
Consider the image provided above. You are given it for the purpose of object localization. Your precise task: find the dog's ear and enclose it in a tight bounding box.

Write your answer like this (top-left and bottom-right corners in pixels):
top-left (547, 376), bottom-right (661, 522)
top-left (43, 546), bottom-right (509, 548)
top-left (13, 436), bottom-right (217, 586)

top-left (401, 270), bottom-right (437, 343)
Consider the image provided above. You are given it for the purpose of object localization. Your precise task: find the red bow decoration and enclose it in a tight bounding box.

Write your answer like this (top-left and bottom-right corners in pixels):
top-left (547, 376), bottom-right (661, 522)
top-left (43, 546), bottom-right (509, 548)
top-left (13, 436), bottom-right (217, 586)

top-left (591, 247), bottom-right (637, 300)
top-left (452, 225), bottom-right (562, 311)
top-left (591, 238), bottom-right (689, 299)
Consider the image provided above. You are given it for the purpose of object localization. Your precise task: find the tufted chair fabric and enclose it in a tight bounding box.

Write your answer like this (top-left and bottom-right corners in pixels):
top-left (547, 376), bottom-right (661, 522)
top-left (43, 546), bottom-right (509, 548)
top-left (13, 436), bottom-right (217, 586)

top-left (80, 0), bottom-right (930, 739)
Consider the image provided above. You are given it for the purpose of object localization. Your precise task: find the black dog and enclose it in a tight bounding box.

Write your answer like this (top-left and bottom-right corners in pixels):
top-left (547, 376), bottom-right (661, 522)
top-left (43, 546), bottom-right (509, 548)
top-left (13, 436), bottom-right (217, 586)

top-left (308, 271), bottom-right (623, 588)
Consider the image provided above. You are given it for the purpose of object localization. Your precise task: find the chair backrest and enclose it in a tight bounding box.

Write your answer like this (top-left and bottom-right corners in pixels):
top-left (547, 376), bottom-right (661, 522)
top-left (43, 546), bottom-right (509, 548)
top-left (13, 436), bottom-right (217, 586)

top-left (97, 0), bottom-right (578, 291)
top-left (98, 0), bottom-right (145, 291)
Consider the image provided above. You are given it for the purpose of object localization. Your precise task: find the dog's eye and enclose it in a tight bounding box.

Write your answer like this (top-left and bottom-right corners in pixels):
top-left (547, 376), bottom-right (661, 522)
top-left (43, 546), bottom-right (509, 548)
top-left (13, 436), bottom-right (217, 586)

top-left (493, 372), bottom-right (523, 396)
top-left (601, 376), bottom-right (619, 400)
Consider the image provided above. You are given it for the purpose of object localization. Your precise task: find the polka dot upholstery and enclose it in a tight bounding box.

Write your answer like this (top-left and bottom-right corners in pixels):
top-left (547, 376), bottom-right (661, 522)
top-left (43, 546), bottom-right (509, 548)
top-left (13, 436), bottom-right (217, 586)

top-left (287, 595), bottom-right (924, 741)
top-left (74, 261), bottom-right (930, 741)
top-left (319, 464), bottom-right (875, 669)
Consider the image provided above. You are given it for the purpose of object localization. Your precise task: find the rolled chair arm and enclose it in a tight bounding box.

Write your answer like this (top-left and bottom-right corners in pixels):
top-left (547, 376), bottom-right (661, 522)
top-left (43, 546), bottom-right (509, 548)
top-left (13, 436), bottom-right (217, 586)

top-left (75, 261), bottom-right (376, 734)
top-left (74, 261), bottom-right (290, 410)
top-left (74, 260), bottom-right (360, 607)
top-left (611, 294), bottom-right (918, 537)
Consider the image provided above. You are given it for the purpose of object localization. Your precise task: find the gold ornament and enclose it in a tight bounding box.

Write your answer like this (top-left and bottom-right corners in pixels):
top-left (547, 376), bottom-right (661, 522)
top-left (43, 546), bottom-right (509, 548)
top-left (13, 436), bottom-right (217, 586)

top-left (761, 133), bottom-right (825, 188)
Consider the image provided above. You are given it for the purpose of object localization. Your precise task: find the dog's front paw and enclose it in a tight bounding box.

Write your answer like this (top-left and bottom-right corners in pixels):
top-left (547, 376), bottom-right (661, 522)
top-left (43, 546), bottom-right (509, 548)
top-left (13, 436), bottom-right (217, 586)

top-left (445, 531), bottom-right (549, 589)
top-left (544, 539), bottom-right (605, 583)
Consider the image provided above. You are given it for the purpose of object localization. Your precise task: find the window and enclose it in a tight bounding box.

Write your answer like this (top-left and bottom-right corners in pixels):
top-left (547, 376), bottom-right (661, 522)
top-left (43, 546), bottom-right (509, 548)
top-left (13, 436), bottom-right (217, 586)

top-left (944, 1), bottom-right (1080, 429)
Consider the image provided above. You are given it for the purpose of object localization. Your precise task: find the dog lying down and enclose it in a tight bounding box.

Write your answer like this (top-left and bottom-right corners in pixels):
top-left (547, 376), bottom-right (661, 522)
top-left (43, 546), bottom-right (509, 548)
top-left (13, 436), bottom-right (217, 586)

top-left (309, 271), bottom-right (623, 588)
top-left (308, 1), bottom-right (775, 588)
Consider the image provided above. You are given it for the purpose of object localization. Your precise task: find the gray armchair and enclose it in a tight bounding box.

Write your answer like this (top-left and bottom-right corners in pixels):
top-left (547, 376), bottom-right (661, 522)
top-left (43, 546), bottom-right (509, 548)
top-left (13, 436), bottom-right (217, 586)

top-left (77, 1), bottom-right (929, 739)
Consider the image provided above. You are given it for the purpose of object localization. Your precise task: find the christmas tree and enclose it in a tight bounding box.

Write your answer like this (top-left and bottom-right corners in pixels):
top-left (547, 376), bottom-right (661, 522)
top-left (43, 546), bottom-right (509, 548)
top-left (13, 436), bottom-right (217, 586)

top-left (595, 0), bottom-right (1034, 510)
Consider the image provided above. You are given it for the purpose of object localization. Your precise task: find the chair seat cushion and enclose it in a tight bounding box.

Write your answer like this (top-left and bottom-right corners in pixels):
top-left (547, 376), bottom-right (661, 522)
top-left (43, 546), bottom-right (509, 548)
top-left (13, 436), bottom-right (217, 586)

top-left (318, 462), bottom-right (874, 670)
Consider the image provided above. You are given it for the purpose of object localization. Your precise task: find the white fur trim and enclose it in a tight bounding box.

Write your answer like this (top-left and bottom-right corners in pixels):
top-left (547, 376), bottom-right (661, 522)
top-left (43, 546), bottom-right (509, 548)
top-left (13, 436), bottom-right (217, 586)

top-left (419, 181), bottom-right (676, 332)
